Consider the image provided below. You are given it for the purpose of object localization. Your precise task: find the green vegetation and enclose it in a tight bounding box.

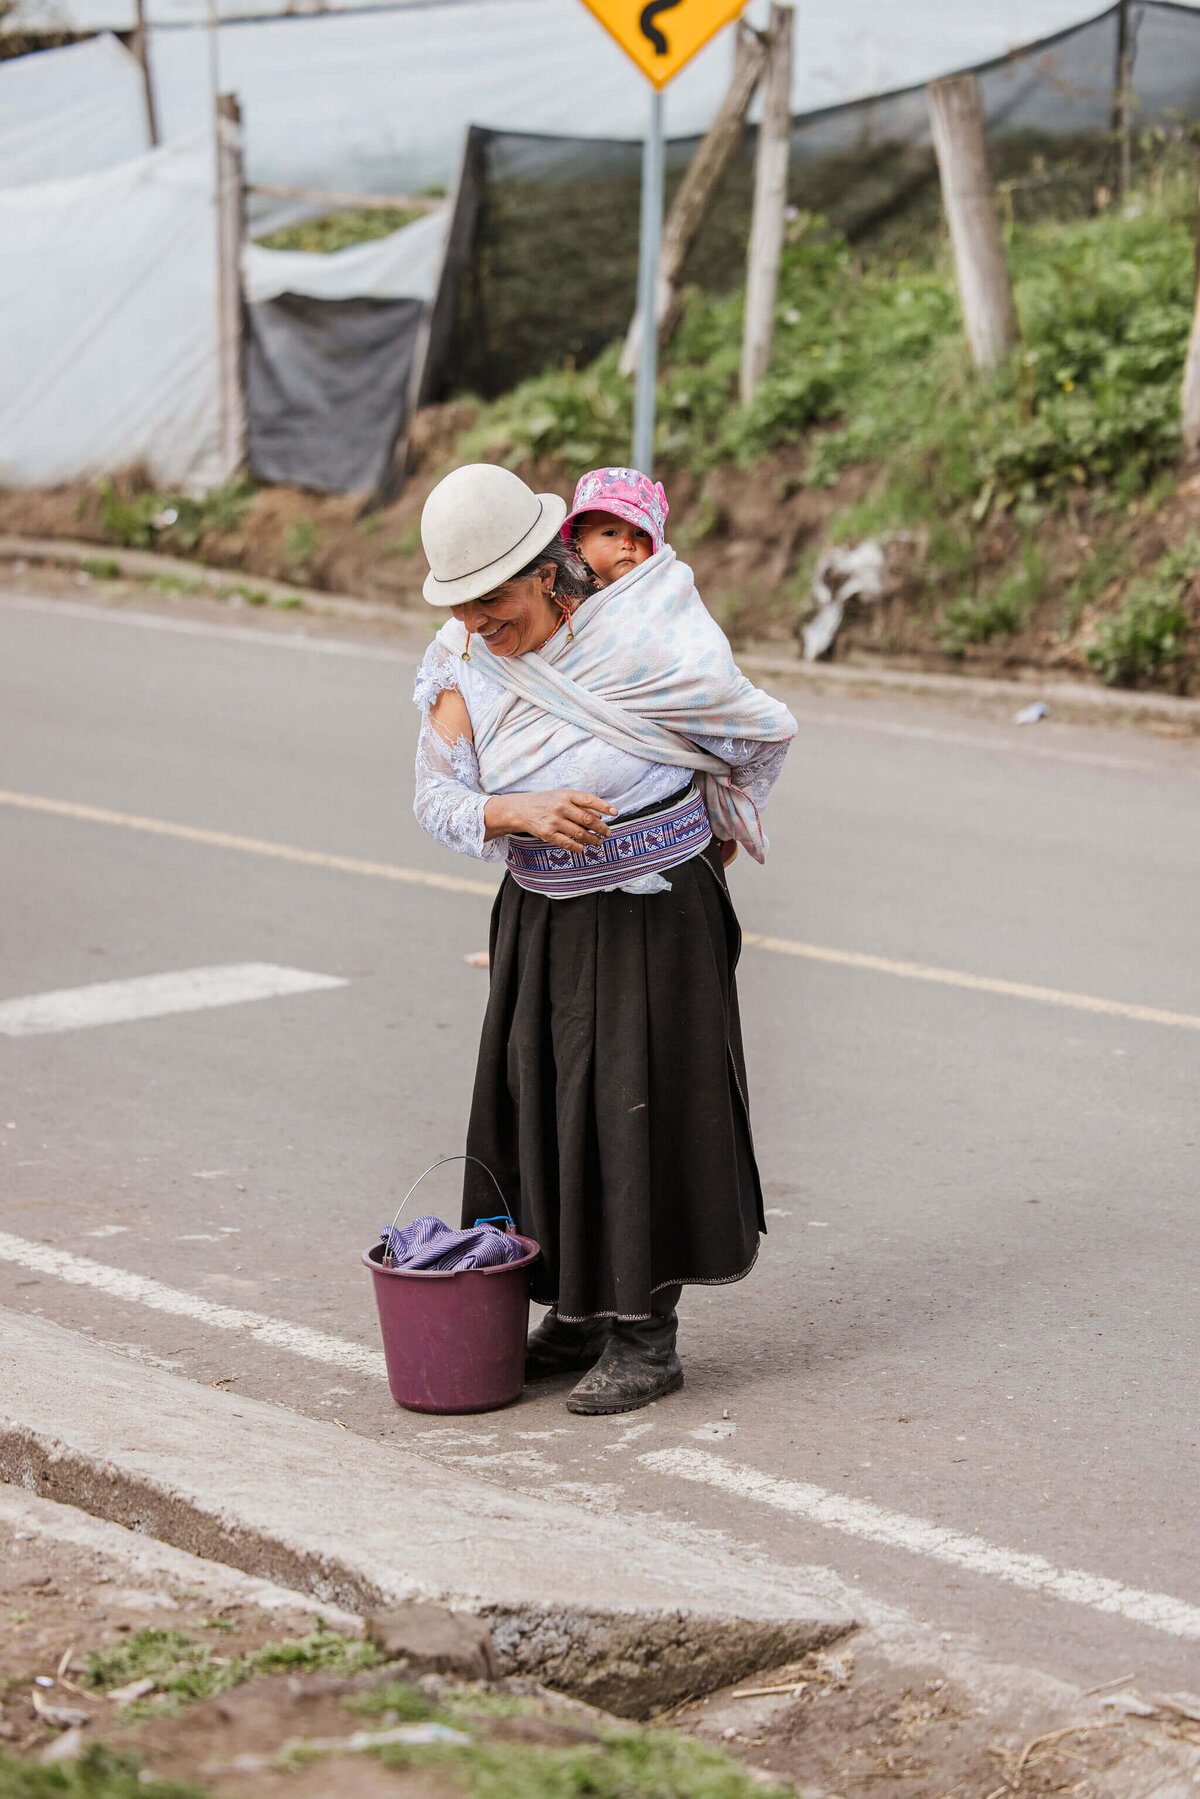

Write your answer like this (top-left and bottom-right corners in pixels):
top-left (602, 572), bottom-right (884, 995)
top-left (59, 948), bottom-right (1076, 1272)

top-left (461, 147), bottom-right (1198, 686)
top-left (378, 1724), bottom-right (791, 1799)
top-left (257, 205), bottom-right (427, 254)
top-left (95, 479), bottom-right (254, 552)
top-left (79, 557), bottom-right (120, 581)
top-left (82, 1620), bottom-right (377, 1719)
top-left (283, 516), bottom-right (318, 571)
top-left (1085, 537), bottom-right (1198, 687)
top-left (473, 191), bottom-right (1194, 503)
top-left (940, 541), bottom-right (1046, 654)
top-left (138, 572), bottom-right (201, 597)
top-left (0, 1744), bottom-right (204, 1799)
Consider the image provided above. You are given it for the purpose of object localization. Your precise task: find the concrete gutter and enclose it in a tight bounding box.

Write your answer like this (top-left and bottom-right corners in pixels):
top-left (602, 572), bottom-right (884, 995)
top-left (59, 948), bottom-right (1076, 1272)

top-left (4, 532), bottom-right (1198, 733)
top-left (0, 1309), bottom-right (852, 1717)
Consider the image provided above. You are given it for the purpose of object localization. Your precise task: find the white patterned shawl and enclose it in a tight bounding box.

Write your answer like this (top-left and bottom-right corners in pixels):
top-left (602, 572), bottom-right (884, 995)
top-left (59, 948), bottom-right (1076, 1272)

top-left (434, 547), bottom-right (797, 863)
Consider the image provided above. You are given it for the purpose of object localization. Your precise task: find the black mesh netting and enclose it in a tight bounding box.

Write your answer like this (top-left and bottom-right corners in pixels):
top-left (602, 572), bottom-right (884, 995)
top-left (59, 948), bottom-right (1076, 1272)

top-left (444, 1), bottom-right (1200, 397)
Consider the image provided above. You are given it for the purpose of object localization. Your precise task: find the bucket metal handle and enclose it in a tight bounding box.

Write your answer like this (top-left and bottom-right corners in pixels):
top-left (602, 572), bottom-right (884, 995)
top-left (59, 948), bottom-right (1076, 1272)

top-left (382, 1155), bottom-right (512, 1267)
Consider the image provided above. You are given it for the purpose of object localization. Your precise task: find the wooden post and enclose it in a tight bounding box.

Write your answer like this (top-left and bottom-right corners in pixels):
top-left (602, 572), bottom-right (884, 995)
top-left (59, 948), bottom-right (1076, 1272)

top-left (215, 93), bottom-right (247, 480)
top-left (927, 72), bottom-right (1017, 371)
top-left (1111, 0), bottom-right (1132, 202)
top-left (739, 3), bottom-right (792, 404)
top-left (132, 0), bottom-right (159, 146)
top-left (1182, 214), bottom-right (1200, 459)
top-left (619, 22), bottom-right (767, 377)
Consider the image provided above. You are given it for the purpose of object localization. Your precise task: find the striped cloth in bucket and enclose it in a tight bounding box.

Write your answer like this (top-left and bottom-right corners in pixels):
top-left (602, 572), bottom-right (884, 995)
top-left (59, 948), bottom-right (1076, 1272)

top-left (380, 1214), bottom-right (522, 1271)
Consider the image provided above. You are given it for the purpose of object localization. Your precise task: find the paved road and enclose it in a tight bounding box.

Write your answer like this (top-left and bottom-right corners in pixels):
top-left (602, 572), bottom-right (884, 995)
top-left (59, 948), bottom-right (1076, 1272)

top-left (2, 589), bottom-right (1198, 1690)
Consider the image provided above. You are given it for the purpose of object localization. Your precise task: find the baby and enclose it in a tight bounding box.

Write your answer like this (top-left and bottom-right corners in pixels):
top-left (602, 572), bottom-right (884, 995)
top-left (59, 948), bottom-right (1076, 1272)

top-left (562, 466), bottom-right (668, 589)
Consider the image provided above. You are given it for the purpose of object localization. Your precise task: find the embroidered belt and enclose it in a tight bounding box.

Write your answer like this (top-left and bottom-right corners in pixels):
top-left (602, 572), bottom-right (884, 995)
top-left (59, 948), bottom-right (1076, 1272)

top-left (506, 785), bottom-right (711, 898)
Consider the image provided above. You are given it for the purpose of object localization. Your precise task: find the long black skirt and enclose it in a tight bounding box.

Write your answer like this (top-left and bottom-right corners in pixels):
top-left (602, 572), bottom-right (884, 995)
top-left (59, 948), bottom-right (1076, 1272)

top-left (460, 834), bottom-right (764, 1322)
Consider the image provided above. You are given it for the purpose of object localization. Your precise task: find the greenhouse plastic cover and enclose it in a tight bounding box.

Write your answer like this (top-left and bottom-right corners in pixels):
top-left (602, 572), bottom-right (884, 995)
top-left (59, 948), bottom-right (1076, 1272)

top-left (0, 34), bottom-right (149, 186)
top-left (242, 204), bottom-right (449, 302)
top-left (4, 0), bottom-right (1164, 197)
top-left (0, 134), bottom-right (227, 490)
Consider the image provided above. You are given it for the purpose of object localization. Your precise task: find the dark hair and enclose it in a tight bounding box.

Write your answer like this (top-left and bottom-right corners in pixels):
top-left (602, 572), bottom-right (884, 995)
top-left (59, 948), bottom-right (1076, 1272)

top-left (511, 536), bottom-right (596, 602)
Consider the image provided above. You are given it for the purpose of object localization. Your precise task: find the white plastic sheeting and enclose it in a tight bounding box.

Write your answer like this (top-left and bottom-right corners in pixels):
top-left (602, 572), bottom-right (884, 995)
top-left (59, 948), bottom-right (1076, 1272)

top-left (242, 204), bottom-right (448, 302)
top-left (142, 0), bottom-right (1135, 194)
top-left (0, 34), bottom-right (149, 187)
top-left (5, 0), bottom-right (1196, 197)
top-left (0, 134), bottom-right (227, 491)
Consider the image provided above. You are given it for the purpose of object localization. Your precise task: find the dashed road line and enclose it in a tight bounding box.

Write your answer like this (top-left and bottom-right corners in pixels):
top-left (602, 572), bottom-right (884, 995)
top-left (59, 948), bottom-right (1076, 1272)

top-left (4, 787), bottom-right (1198, 1031)
top-left (0, 1233), bottom-right (385, 1379)
top-left (0, 964), bottom-right (346, 1037)
top-left (641, 1447), bottom-right (1200, 1641)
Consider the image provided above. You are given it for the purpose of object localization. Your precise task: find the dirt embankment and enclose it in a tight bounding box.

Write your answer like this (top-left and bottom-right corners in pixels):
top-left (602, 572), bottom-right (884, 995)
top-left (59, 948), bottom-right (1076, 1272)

top-left (4, 406), bottom-right (1200, 692)
top-left (5, 1489), bottom-right (1200, 1799)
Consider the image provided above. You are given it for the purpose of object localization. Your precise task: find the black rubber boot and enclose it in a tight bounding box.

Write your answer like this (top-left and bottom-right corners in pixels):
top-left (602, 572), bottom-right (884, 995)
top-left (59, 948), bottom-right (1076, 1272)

top-left (525, 1309), bottom-right (611, 1380)
top-left (565, 1286), bottom-right (683, 1415)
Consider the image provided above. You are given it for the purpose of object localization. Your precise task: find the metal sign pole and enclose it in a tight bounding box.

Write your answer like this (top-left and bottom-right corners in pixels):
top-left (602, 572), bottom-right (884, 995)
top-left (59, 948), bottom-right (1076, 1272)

top-left (632, 86), bottom-right (664, 477)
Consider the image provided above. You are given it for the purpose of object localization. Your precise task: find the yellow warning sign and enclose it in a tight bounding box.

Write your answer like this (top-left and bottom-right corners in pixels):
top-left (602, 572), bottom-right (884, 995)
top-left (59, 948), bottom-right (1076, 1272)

top-left (579, 0), bottom-right (746, 89)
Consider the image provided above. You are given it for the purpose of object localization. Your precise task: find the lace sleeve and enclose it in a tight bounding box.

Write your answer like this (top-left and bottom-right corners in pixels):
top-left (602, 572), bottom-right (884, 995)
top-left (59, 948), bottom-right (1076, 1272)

top-left (690, 735), bottom-right (791, 810)
top-left (412, 643), bottom-right (505, 863)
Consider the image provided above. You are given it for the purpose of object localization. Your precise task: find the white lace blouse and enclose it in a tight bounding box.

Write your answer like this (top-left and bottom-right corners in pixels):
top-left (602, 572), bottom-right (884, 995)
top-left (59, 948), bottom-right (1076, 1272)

top-left (413, 635), bottom-right (789, 863)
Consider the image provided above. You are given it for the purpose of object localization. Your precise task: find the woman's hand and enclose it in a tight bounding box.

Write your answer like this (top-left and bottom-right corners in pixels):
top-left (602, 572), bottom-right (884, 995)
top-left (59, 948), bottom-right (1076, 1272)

top-left (485, 790), bottom-right (617, 849)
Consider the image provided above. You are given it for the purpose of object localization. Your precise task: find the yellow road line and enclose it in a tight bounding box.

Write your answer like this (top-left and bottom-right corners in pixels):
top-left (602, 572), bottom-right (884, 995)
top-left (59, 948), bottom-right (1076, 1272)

top-left (4, 787), bottom-right (1198, 1032)
top-left (741, 932), bottom-right (1200, 1032)
top-left (0, 789), bottom-right (497, 899)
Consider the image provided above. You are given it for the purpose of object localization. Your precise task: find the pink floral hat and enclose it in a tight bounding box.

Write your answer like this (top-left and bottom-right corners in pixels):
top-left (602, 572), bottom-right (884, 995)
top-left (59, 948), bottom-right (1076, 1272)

top-left (561, 466), bottom-right (669, 555)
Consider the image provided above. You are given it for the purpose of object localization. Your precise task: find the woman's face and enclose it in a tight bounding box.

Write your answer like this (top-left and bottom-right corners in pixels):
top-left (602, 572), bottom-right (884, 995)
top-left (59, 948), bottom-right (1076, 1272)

top-left (451, 566), bottom-right (558, 658)
top-left (574, 510), bottom-right (653, 587)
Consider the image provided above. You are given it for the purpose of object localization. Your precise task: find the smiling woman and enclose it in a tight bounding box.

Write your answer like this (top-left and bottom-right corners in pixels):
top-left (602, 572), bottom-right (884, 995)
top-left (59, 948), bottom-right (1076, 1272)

top-left (411, 463), bottom-right (797, 1416)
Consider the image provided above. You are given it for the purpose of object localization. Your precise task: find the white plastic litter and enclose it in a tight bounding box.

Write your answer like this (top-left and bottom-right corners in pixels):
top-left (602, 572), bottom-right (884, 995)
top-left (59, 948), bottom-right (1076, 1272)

top-left (1014, 701), bottom-right (1048, 724)
top-left (802, 540), bottom-right (887, 661)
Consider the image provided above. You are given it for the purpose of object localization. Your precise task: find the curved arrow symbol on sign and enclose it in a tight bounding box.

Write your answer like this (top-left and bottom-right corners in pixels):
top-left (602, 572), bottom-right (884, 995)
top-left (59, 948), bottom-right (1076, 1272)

top-left (639, 0), bottom-right (683, 55)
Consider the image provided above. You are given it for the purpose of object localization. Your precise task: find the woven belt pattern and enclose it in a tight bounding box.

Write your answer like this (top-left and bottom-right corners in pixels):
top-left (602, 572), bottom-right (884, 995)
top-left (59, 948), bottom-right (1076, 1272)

top-left (506, 786), bottom-right (711, 897)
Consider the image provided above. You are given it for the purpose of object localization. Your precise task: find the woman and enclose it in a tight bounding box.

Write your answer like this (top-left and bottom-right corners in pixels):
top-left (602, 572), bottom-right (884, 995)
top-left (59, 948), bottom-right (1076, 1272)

top-left (413, 463), bottom-right (796, 1415)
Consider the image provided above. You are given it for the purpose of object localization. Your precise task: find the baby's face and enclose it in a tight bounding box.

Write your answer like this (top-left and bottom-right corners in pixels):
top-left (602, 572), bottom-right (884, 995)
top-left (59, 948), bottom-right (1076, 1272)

top-left (574, 511), bottom-right (654, 587)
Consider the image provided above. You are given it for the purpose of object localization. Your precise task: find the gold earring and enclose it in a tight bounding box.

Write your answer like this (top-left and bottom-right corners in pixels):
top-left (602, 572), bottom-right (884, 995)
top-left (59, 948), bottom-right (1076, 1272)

top-left (461, 629), bottom-right (471, 662)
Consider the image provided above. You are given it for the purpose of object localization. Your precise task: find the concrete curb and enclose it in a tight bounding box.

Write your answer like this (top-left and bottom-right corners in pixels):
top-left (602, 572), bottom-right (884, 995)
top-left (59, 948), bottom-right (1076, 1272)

top-left (5, 532), bottom-right (1199, 732)
top-left (0, 1309), bottom-right (852, 1718)
top-left (738, 649), bottom-right (1200, 730)
top-left (0, 534), bottom-right (431, 632)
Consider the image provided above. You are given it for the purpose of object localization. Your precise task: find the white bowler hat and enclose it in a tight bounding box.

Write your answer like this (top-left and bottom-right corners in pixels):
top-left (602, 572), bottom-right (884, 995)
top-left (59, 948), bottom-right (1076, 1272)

top-left (421, 463), bottom-right (568, 607)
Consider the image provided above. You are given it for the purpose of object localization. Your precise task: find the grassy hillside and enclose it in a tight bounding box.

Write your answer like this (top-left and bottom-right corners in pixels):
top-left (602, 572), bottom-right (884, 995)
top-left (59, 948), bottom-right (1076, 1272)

top-left (459, 143), bottom-right (1200, 689)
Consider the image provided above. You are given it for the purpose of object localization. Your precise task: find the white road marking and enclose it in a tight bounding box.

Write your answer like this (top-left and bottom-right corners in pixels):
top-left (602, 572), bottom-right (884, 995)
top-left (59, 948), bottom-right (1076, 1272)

top-left (641, 1447), bottom-right (1200, 1642)
top-left (6, 1225), bottom-right (1199, 1642)
top-left (0, 964), bottom-right (346, 1037)
top-left (0, 1233), bottom-right (385, 1380)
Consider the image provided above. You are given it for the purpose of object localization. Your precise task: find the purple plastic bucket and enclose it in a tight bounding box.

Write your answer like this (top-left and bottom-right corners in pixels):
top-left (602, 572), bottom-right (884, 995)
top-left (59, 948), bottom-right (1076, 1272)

top-left (363, 1235), bottom-right (540, 1414)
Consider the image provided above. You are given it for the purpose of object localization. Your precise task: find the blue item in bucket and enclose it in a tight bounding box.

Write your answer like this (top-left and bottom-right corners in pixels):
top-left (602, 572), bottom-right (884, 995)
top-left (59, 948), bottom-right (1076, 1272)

top-left (380, 1214), bottom-right (523, 1272)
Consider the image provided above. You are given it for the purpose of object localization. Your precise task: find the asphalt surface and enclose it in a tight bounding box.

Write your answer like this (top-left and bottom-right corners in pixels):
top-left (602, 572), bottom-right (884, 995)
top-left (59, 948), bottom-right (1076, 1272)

top-left (2, 586), bottom-right (1198, 1692)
